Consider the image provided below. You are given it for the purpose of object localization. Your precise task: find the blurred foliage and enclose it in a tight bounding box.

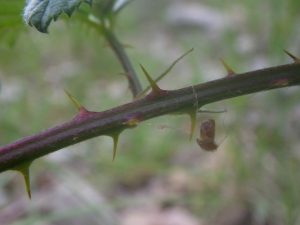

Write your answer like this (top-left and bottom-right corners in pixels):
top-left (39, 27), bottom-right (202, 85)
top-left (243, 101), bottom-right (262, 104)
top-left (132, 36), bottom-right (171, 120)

top-left (1, 0), bottom-right (300, 225)
top-left (0, 0), bottom-right (25, 46)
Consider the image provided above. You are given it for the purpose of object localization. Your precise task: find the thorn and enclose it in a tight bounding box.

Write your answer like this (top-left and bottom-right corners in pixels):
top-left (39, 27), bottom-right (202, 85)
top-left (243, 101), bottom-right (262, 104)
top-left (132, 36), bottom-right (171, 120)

top-left (135, 48), bottom-right (193, 100)
top-left (112, 133), bottom-right (119, 162)
top-left (139, 64), bottom-right (162, 94)
top-left (64, 89), bottom-right (92, 118)
top-left (119, 73), bottom-right (132, 95)
top-left (124, 86), bottom-right (130, 95)
top-left (109, 132), bottom-right (122, 162)
top-left (22, 167), bottom-right (31, 199)
top-left (219, 58), bottom-right (236, 76)
top-left (11, 161), bottom-right (33, 199)
top-left (64, 89), bottom-right (83, 111)
top-left (187, 110), bottom-right (197, 142)
top-left (119, 72), bottom-right (131, 80)
top-left (283, 50), bottom-right (300, 62)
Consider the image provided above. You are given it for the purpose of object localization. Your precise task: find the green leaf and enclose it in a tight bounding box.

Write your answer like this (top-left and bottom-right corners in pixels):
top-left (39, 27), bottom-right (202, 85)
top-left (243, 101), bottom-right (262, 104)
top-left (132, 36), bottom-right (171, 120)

top-left (23, 0), bottom-right (93, 33)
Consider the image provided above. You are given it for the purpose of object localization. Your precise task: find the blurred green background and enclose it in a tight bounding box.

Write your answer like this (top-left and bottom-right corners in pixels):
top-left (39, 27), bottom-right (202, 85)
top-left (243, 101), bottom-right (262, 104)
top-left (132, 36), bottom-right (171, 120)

top-left (1, 0), bottom-right (300, 224)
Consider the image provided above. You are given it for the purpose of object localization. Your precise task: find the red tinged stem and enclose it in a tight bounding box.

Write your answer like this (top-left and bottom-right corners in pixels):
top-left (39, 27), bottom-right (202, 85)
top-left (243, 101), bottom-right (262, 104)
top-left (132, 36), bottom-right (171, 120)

top-left (0, 62), bottom-right (300, 172)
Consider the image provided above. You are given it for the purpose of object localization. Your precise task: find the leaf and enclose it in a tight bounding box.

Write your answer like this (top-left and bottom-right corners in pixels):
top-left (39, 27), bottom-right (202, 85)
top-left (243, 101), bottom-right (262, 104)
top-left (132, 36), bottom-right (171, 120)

top-left (23, 0), bottom-right (93, 33)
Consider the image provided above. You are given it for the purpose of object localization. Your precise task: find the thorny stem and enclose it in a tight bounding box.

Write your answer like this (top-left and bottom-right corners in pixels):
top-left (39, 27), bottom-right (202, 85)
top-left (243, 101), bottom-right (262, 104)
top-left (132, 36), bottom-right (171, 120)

top-left (0, 62), bottom-right (300, 173)
top-left (102, 27), bottom-right (142, 97)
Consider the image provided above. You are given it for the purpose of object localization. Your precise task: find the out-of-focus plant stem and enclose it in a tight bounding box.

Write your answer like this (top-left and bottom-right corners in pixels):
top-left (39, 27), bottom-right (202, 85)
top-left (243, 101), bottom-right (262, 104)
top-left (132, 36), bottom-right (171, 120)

top-left (102, 25), bottom-right (142, 97)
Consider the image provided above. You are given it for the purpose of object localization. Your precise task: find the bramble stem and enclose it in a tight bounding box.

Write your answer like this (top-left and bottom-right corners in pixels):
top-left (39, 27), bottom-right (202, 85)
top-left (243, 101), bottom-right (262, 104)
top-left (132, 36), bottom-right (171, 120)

top-left (0, 62), bottom-right (300, 172)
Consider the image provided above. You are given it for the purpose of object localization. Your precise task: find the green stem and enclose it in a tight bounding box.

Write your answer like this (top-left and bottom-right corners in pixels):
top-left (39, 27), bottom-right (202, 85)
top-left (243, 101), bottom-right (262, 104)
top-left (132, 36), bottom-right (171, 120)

top-left (103, 27), bottom-right (142, 97)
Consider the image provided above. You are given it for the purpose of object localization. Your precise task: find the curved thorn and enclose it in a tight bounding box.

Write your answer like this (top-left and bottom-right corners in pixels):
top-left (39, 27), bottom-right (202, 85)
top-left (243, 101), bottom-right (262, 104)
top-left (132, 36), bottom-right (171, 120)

top-left (139, 64), bottom-right (161, 94)
top-left (283, 50), bottom-right (300, 62)
top-left (219, 58), bottom-right (236, 76)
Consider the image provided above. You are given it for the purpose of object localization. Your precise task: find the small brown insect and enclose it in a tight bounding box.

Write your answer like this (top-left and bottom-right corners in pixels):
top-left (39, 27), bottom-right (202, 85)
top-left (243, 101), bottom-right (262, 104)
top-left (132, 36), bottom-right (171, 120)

top-left (196, 119), bottom-right (219, 151)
